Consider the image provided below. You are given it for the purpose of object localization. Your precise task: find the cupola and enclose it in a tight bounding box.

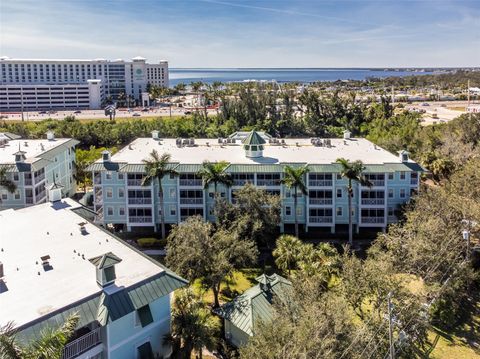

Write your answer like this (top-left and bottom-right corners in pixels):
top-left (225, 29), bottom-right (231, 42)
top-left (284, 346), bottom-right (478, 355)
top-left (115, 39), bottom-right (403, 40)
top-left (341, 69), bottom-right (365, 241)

top-left (89, 252), bottom-right (122, 288)
top-left (151, 130), bottom-right (159, 140)
top-left (399, 150), bottom-right (409, 162)
top-left (101, 150), bottom-right (111, 163)
top-left (343, 130), bottom-right (351, 139)
top-left (242, 131), bottom-right (266, 158)
top-left (47, 181), bottom-right (64, 202)
top-left (13, 150), bottom-right (27, 163)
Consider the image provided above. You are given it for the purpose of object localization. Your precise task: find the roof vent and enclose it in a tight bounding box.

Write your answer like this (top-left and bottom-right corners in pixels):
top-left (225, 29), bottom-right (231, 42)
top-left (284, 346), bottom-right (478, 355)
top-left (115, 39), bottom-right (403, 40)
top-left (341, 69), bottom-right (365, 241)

top-left (151, 130), bottom-right (159, 140)
top-left (40, 143), bottom-right (45, 151)
top-left (46, 130), bottom-right (55, 141)
top-left (243, 131), bottom-right (266, 158)
top-left (89, 252), bottom-right (122, 288)
top-left (24, 141), bottom-right (28, 147)
top-left (78, 222), bottom-right (88, 235)
top-left (0, 262), bottom-right (4, 278)
top-left (343, 130), bottom-right (351, 139)
top-left (47, 181), bottom-right (64, 202)
top-left (41, 255), bottom-right (53, 271)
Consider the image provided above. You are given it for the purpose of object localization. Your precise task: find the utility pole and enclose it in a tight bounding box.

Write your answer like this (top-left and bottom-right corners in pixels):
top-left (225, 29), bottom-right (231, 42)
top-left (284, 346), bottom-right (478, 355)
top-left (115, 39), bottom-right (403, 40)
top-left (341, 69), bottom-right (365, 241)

top-left (388, 292), bottom-right (395, 359)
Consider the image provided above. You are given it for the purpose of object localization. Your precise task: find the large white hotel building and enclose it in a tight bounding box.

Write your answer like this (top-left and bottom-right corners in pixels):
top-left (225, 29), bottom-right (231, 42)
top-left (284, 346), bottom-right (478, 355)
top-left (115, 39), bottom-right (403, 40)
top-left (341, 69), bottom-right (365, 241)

top-left (0, 56), bottom-right (168, 111)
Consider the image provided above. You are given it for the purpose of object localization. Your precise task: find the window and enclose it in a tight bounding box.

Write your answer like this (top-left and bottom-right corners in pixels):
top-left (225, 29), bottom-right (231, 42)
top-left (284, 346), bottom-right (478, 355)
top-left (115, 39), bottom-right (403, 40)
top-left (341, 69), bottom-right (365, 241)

top-left (170, 188), bottom-right (176, 198)
top-left (119, 207), bottom-right (125, 216)
top-left (336, 189), bottom-right (342, 198)
top-left (106, 188), bottom-right (113, 198)
top-left (135, 305), bottom-right (154, 328)
top-left (106, 172), bottom-right (112, 180)
top-left (118, 188), bottom-right (124, 198)
top-left (14, 191), bottom-right (20, 200)
top-left (400, 171), bottom-right (406, 180)
top-left (170, 205), bottom-right (176, 216)
top-left (170, 173), bottom-right (175, 179)
top-left (388, 173), bottom-right (394, 180)
top-left (388, 189), bottom-right (394, 198)
top-left (336, 207), bottom-right (343, 216)
top-left (388, 207), bottom-right (394, 216)
top-left (285, 190), bottom-right (291, 198)
top-left (107, 207), bottom-right (113, 216)
top-left (13, 173), bottom-right (19, 181)
top-left (209, 192), bottom-right (214, 198)
top-left (136, 342), bottom-right (153, 359)
top-left (400, 189), bottom-right (406, 198)
top-left (104, 266), bottom-right (115, 282)
top-left (336, 174), bottom-right (342, 180)
top-left (296, 207), bottom-right (302, 216)
top-left (118, 173), bottom-right (124, 180)
top-left (285, 206), bottom-right (291, 216)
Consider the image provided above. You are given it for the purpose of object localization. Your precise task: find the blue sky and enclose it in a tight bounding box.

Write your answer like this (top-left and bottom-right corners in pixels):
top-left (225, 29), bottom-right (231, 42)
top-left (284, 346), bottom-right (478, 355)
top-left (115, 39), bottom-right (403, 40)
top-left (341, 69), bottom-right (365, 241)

top-left (0, 0), bottom-right (479, 67)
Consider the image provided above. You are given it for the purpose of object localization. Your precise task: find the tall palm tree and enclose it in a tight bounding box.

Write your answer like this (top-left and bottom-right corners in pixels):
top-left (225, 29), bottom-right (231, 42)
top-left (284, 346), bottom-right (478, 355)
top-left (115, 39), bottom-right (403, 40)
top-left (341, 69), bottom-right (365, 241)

top-left (190, 81), bottom-right (204, 110)
top-left (281, 165), bottom-right (309, 238)
top-left (169, 288), bottom-right (218, 359)
top-left (142, 150), bottom-right (178, 239)
top-left (197, 161), bottom-right (232, 212)
top-left (335, 158), bottom-right (372, 247)
top-left (0, 167), bottom-right (16, 205)
top-left (273, 234), bottom-right (303, 275)
top-left (0, 314), bottom-right (79, 359)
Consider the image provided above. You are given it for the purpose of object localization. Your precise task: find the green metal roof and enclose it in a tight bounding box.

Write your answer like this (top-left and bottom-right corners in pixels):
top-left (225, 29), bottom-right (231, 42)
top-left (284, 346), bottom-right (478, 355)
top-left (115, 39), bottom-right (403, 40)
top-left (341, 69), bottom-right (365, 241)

top-left (89, 252), bottom-right (122, 269)
top-left (308, 164), bottom-right (343, 172)
top-left (243, 131), bottom-right (266, 146)
top-left (86, 162), bottom-right (126, 172)
top-left (225, 164), bottom-right (283, 173)
top-left (214, 274), bottom-right (292, 336)
top-left (176, 164), bottom-right (203, 173)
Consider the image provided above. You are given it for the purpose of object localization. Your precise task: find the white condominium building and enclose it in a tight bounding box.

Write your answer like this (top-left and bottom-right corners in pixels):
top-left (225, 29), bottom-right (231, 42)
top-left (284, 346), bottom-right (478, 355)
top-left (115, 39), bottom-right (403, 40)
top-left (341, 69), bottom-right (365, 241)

top-left (0, 193), bottom-right (186, 359)
top-left (0, 56), bottom-right (168, 111)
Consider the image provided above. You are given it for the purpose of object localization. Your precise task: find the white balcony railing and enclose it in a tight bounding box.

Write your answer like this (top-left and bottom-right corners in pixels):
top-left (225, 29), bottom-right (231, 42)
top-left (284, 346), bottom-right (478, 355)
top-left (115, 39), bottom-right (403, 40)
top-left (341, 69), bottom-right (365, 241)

top-left (233, 179), bottom-right (253, 186)
top-left (366, 180), bottom-right (385, 187)
top-left (128, 216), bottom-right (153, 223)
top-left (127, 179), bottom-right (143, 186)
top-left (256, 180), bottom-right (281, 187)
top-left (62, 327), bottom-right (102, 359)
top-left (24, 179), bottom-right (33, 186)
top-left (128, 198), bottom-right (152, 205)
top-left (361, 217), bottom-right (385, 224)
top-left (179, 179), bottom-right (203, 187)
top-left (411, 179), bottom-right (418, 185)
top-left (180, 198), bottom-right (203, 205)
top-left (309, 216), bottom-right (333, 223)
top-left (309, 198), bottom-right (333, 205)
top-left (361, 198), bottom-right (385, 205)
top-left (308, 180), bottom-right (333, 187)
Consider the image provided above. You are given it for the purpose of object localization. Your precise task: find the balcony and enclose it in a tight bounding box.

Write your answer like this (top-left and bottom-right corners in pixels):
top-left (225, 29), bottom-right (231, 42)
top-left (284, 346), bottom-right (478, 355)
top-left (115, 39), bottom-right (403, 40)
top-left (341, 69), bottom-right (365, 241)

top-left (179, 179), bottom-right (202, 187)
top-left (180, 198), bottom-right (203, 205)
top-left (309, 198), bottom-right (333, 205)
top-left (26, 197), bottom-right (34, 204)
top-left (309, 216), bottom-right (333, 223)
top-left (35, 190), bottom-right (46, 201)
top-left (256, 180), bottom-right (280, 187)
top-left (410, 179), bottom-right (418, 185)
top-left (308, 180), bottom-right (333, 187)
top-left (127, 179), bottom-right (143, 186)
top-left (361, 217), bottom-right (385, 224)
top-left (361, 198), bottom-right (385, 205)
top-left (62, 327), bottom-right (102, 359)
top-left (366, 180), bottom-right (385, 187)
top-left (24, 178), bottom-right (33, 186)
top-left (128, 216), bottom-right (153, 223)
top-left (128, 198), bottom-right (152, 205)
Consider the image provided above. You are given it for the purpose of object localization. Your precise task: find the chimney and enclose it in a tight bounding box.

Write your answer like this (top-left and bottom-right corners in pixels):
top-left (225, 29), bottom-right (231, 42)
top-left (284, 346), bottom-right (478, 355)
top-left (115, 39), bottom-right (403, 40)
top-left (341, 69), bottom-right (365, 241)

top-left (46, 130), bottom-right (55, 141)
top-left (101, 150), bottom-right (111, 163)
top-left (89, 252), bottom-right (122, 288)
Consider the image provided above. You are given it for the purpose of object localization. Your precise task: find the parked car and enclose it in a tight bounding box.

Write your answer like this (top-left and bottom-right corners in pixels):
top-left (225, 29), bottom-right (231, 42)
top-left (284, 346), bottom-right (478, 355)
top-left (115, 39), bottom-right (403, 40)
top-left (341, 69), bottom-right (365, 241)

top-left (73, 110), bottom-right (81, 114)
top-left (132, 113), bottom-right (141, 117)
top-left (39, 111), bottom-right (47, 114)
top-left (184, 110), bottom-right (192, 115)
top-left (421, 103), bottom-right (430, 106)
top-left (141, 108), bottom-right (150, 112)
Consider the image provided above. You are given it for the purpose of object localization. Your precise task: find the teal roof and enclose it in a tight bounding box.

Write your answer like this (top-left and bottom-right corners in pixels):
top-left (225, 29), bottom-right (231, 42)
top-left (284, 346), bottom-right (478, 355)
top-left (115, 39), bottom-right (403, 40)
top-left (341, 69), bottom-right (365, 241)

top-left (176, 163), bottom-right (204, 173)
top-left (86, 162), bottom-right (126, 172)
top-left (89, 252), bottom-right (122, 269)
top-left (225, 164), bottom-right (283, 173)
top-left (243, 131), bottom-right (266, 146)
top-left (214, 274), bottom-right (292, 336)
top-left (308, 164), bottom-right (343, 172)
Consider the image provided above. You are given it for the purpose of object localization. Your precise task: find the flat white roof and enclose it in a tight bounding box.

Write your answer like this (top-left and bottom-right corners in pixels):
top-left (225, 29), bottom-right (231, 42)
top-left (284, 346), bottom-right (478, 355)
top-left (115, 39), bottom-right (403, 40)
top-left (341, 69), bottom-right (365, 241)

top-left (0, 138), bottom-right (71, 164)
top-left (0, 198), bottom-right (164, 328)
top-left (107, 137), bottom-right (403, 165)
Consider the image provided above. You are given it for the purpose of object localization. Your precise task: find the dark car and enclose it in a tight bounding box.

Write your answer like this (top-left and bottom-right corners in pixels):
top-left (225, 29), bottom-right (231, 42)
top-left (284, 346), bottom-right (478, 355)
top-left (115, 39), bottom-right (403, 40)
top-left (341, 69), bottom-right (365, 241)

top-left (73, 110), bottom-right (81, 114)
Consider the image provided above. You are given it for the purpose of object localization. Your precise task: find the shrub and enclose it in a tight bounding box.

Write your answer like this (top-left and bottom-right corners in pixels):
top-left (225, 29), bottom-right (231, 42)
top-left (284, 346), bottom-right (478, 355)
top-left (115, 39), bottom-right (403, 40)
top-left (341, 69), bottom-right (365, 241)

top-left (137, 237), bottom-right (159, 247)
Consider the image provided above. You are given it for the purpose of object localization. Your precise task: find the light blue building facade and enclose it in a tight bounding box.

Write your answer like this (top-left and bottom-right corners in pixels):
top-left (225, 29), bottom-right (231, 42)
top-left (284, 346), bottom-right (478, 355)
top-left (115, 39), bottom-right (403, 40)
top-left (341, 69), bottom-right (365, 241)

top-left (88, 131), bottom-right (423, 234)
top-left (0, 131), bottom-right (78, 209)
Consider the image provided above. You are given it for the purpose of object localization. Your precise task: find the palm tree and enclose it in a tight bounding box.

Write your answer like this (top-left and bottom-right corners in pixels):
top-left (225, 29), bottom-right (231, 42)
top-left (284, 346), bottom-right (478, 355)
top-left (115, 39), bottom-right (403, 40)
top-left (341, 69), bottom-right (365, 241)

top-left (169, 288), bottom-right (218, 359)
top-left (142, 150), bottom-right (178, 239)
top-left (273, 235), bottom-right (303, 275)
top-left (197, 161), bottom-right (232, 212)
top-left (190, 81), bottom-right (204, 110)
top-left (281, 165), bottom-right (309, 238)
top-left (174, 82), bottom-right (187, 95)
top-left (0, 314), bottom-right (79, 359)
top-left (0, 167), bottom-right (16, 205)
top-left (335, 158), bottom-right (372, 246)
